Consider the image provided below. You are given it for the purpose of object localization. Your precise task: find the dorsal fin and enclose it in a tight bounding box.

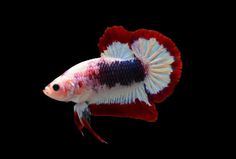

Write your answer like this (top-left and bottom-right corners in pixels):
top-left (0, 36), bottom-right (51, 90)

top-left (98, 26), bottom-right (131, 52)
top-left (98, 26), bottom-right (134, 59)
top-left (101, 42), bottom-right (134, 59)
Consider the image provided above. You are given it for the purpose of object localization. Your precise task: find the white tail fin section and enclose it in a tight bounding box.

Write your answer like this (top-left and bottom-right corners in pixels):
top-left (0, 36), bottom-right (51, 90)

top-left (131, 38), bottom-right (174, 94)
top-left (101, 42), bottom-right (134, 60)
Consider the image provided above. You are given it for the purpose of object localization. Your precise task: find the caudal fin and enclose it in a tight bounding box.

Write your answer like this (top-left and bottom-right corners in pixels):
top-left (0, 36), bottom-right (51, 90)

top-left (131, 29), bottom-right (182, 103)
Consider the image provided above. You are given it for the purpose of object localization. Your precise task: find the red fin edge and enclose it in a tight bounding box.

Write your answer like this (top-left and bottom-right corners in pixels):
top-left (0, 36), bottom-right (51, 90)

top-left (98, 26), bottom-right (132, 52)
top-left (89, 100), bottom-right (158, 122)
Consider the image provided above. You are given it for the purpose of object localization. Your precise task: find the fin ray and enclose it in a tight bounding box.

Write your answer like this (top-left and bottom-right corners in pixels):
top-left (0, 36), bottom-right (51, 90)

top-left (101, 42), bottom-right (134, 59)
top-left (131, 38), bottom-right (177, 98)
top-left (89, 82), bottom-right (150, 106)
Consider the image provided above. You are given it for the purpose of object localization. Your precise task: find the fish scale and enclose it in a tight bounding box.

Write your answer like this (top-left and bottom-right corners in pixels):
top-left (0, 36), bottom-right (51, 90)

top-left (97, 58), bottom-right (146, 87)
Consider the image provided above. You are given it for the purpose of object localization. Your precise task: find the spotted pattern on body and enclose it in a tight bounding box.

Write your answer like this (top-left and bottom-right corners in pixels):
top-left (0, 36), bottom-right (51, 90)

top-left (74, 62), bottom-right (101, 93)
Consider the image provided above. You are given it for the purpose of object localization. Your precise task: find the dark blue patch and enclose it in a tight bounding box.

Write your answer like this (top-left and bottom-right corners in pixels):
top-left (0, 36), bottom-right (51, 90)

top-left (97, 59), bottom-right (146, 87)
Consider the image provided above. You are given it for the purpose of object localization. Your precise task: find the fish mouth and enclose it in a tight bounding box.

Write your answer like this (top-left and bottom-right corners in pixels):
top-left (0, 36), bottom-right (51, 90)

top-left (43, 86), bottom-right (50, 95)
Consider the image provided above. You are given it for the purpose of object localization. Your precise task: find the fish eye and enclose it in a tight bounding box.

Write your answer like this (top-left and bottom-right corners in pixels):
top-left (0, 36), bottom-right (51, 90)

top-left (52, 84), bottom-right (60, 91)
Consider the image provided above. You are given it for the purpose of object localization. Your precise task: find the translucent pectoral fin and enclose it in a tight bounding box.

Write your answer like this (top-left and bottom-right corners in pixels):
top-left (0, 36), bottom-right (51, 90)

top-left (74, 103), bottom-right (107, 144)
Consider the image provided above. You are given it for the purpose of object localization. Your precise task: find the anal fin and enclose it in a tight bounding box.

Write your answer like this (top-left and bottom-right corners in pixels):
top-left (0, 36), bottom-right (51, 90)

top-left (89, 100), bottom-right (158, 122)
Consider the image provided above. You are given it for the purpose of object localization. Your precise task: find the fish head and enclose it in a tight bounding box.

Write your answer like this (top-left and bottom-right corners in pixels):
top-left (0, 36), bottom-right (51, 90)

top-left (43, 75), bottom-right (75, 102)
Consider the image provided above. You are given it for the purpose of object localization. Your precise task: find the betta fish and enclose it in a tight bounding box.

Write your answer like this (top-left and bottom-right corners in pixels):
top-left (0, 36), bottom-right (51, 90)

top-left (43, 26), bottom-right (182, 143)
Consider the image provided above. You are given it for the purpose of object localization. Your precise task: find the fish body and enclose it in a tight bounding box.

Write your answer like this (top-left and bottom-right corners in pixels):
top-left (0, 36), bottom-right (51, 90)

top-left (43, 26), bottom-right (182, 143)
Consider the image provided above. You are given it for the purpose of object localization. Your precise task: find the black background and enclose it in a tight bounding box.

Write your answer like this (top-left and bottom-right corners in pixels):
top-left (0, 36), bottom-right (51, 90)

top-left (4, 2), bottom-right (228, 155)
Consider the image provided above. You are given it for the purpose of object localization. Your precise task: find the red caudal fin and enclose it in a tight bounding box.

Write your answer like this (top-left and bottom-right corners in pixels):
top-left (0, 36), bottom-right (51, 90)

top-left (98, 26), bottom-right (182, 103)
top-left (89, 100), bottom-right (158, 122)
